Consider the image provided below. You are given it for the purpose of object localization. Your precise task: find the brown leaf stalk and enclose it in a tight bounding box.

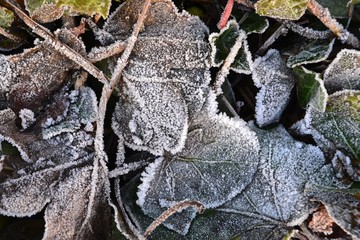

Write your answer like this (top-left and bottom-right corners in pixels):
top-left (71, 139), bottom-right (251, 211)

top-left (307, 0), bottom-right (360, 48)
top-left (144, 200), bottom-right (205, 237)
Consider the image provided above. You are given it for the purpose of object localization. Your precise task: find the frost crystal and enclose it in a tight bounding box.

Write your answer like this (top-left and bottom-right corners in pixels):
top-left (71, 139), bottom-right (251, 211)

top-left (108, 0), bottom-right (211, 155)
top-left (253, 49), bottom-right (295, 127)
top-left (136, 114), bottom-right (260, 234)
top-left (19, 108), bottom-right (36, 130)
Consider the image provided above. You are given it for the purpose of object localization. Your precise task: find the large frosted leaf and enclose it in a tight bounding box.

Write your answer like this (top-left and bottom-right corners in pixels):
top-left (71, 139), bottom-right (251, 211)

top-left (253, 49), bottom-right (296, 127)
top-left (303, 90), bottom-right (360, 160)
top-left (136, 114), bottom-right (260, 234)
top-left (209, 20), bottom-right (253, 74)
top-left (124, 124), bottom-right (329, 239)
top-left (287, 39), bottom-right (335, 68)
top-left (323, 49), bottom-right (360, 93)
top-left (108, 0), bottom-right (211, 155)
top-left (255, 0), bottom-right (308, 20)
top-left (293, 66), bottom-right (328, 112)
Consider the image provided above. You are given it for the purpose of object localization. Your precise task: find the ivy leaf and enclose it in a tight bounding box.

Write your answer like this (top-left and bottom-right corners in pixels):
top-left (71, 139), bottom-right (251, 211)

top-left (240, 13), bottom-right (269, 34)
top-left (0, 6), bottom-right (14, 30)
top-left (136, 114), bottom-right (260, 234)
top-left (124, 124), bottom-right (330, 239)
top-left (293, 66), bottom-right (328, 112)
top-left (255, 0), bottom-right (308, 20)
top-left (253, 49), bottom-right (296, 127)
top-left (317, 0), bottom-right (350, 18)
top-left (287, 39), bottom-right (335, 68)
top-left (324, 49), bottom-right (360, 94)
top-left (209, 20), bottom-right (253, 74)
top-left (108, 0), bottom-right (212, 155)
top-left (56, 0), bottom-right (112, 19)
top-left (0, 88), bottom-right (110, 239)
top-left (24, 0), bottom-right (64, 23)
top-left (303, 90), bottom-right (360, 160)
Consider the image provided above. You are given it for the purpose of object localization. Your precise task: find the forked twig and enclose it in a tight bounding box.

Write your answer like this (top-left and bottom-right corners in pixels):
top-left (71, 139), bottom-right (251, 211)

top-left (144, 200), bottom-right (205, 237)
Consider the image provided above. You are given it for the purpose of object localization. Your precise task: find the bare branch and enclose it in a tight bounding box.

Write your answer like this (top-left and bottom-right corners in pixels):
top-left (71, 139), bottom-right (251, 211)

top-left (144, 200), bottom-right (205, 237)
top-left (283, 20), bottom-right (333, 39)
top-left (87, 41), bottom-right (126, 63)
top-left (307, 0), bottom-right (360, 48)
top-left (0, 27), bottom-right (23, 42)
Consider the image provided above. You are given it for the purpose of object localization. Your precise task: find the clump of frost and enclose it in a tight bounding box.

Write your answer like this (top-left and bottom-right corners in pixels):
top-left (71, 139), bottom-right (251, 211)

top-left (19, 108), bottom-right (36, 130)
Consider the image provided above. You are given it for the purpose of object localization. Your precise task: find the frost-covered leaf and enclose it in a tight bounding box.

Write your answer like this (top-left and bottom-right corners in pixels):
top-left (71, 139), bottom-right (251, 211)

top-left (317, 0), bottom-right (350, 18)
top-left (240, 13), bottom-right (269, 34)
top-left (303, 90), bottom-right (360, 160)
top-left (323, 49), bottom-right (360, 93)
top-left (209, 20), bottom-right (253, 74)
top-left (108, 0), bottom-right (212, 155)
top-left (125, 124), bottom-right (330, 239)
top-left (253, 49), bottom-right (296, 127)
top-left (255, 0), bottom-right (308, 20)
top-left (0, 87), bottom-right (109, 239)
top-left (6, 29), bottom-right (86, 115)
top-left (56, 0), bottom-right (111, 19)
top-left (293, 66), bottom-right (328, 112)
top-left (25, 0), bottom-right (64, 23)
top-left (0, 7), bottom-right (14, 30)
top-left (136, 114), bottom-right (260, 234)
top-left (287, 39), bottom-right (335, 68)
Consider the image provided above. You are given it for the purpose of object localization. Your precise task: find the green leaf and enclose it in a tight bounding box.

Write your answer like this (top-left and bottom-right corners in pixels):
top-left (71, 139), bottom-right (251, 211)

top-left (56, 0), bottom-right (111, 18)
top-left (209, 20), bottom-right (253, 74)
top-left (324, 49), bottom-right (360, 94)
top-left (317, 0), bottom-right (350, 18)
top-left (255, 0), bottom-right (308, 20)
top-left (0, 7), bottom-right (14, 30)
top-left (293, 66), bottom-right (328, 112)
top-left (305, 90), bottom-right (360, 160)
top-left (240, 13), bottom-right (269, 34)
top-left (287, 39), bottom-right (335, 68)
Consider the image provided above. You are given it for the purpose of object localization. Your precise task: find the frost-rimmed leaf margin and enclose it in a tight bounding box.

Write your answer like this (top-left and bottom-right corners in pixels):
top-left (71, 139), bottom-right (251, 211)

top-left (293, 66), bottom-right (328, 112)
top-left (240, 12), bottom-right (269, 35)
top-left (209, 20), bottom-right (253, 74)
top-left (136, 113), bottom-right (260, 235)
top-left (287, 39), bottom-right (335, 68)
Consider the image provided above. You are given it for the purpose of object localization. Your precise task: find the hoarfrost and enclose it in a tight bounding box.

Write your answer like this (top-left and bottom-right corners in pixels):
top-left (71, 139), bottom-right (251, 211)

top-left (324, 49), bottom-right (360, 93)
top-left (19, 108), bottom-right (36, 130)
top-left (108, 0), bottom-right (211, 155)
top-left (253, 49), bottom-right (295, 127)
top-left (136, 114), bottom-right (260, 234)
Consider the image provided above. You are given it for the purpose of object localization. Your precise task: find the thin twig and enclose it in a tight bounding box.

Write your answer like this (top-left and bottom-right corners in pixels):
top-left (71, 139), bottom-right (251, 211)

top-left (307, 0), bottom-right (360, 48)
top-left (4, 0), bottom-right (110, 85)
top-left (0, 27), bottom-right (23, 42)
top-left (283, 20), bottom-right (333, 39)
top-left (87, 41), bottom-right (126, 63)
top-left (144, 200), bottom-right (205, 237)
top-left (256, 24), bottom-right (288, 55)
top-left (213, 32), bottom-right (245, 95)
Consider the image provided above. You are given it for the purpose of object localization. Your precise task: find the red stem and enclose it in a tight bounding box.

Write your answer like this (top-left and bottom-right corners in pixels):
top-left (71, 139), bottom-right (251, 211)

top-left (217, 0), bottom-right (234, 29)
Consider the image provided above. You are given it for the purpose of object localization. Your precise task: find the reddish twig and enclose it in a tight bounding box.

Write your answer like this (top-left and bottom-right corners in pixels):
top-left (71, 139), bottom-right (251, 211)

top-left (217, 0), bottom-right (234, 29)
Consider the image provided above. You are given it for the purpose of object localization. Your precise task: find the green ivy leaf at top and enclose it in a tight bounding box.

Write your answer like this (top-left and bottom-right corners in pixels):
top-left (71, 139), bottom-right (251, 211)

top-left (317, 0), bottom-right (350, 18)
top-left (209, 20), bottom-right (253, 74)
top-left (56, 0), bottom-right (111, 19)
top-left (0, 7), bottom-right (14, 30)
top-left (255, 0), bottom-right (308, 20)
top-left (305, 90), bottom-right (360, 160)
top-left (287, 39), bottom-right (335, 68)
top-left (293, 66), bottom-right (328, 112)
top-left (240, 13), bottom-right (269, 34)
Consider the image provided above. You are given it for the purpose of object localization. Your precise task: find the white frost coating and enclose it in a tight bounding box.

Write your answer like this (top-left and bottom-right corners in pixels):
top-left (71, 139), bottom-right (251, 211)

top-left (324, 49), bottom-right (360, 93)
top-left (19, 108), bottom-right (36, 130)
top-left (0, 135), bottom-right (30, 162)
top-left (253, 49), bottom-right (295, 127)
top-left (136, 157), bottom-right (164, 207)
